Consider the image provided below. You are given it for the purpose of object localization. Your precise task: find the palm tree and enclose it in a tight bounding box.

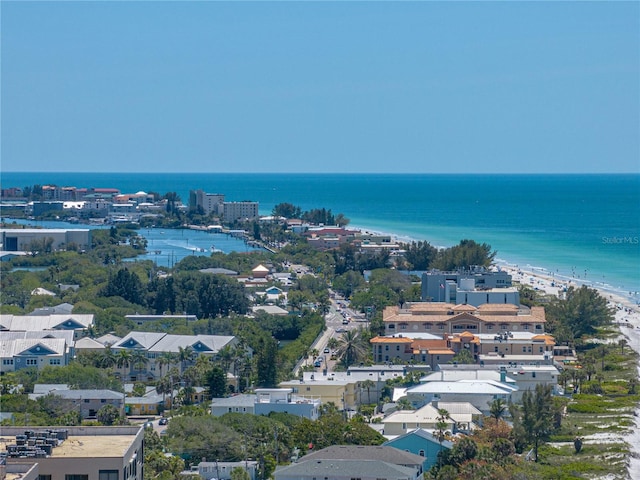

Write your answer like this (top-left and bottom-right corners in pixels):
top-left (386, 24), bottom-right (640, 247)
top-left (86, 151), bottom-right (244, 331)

top-left (217, 345), bottom-right (235, 373)
top-left (336, 329), bottom-right (368, 368)
top-left (131, 350), bottom-right (149, 375)
top-left (157, 352), bottom-right (176, 378)
top-left (98, 346), bottom-right (117, 369)
top-left (360, 379), bottom-right (376, 405)
top-left (435, 408), bottom-right (451, 468)
top-left (178, 346), bottom-right (195, 372)
top-left (116, 349), bottom-right (132, 370)
top-left (489, 398), bottom-right (507, 422)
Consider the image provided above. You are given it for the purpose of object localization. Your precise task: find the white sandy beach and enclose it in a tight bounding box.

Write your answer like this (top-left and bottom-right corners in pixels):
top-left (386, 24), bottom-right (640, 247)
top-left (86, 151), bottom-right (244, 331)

top-left (501, 265), bottom-right (640, 479)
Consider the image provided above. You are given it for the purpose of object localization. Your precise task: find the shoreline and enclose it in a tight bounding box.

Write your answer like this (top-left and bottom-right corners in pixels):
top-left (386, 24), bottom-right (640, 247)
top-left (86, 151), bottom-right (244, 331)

top-left (351, 222), bottom-right (640, 306)
top-left (501, 263), bottom-right (640, 479)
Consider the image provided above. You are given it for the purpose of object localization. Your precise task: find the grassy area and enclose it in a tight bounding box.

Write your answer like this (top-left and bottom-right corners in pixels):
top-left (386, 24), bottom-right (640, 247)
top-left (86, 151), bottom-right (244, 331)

top-left (538, 328), bottom-right (639, 479)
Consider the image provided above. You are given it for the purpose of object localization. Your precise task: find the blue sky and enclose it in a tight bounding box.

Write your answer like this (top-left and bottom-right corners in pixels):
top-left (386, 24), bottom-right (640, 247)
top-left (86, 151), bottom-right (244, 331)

top-left (2, 1), bottom-right (638, 173)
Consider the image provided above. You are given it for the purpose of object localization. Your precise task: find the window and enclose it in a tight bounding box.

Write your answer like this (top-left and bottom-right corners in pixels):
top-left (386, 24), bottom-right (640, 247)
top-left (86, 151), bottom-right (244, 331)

top-left (486, 324), bottom-right (494, 330)
top-left (26, 358), bottom-right (38, 366)
top-left (49, 358), bottom-right (61, 365)
top-left (400, 324), bottom-right (407, 330)
top-left (388, 324), bottom-right (395, 330)
top-left (38, 476), bottom-right (52, 480)
top-left (396, 345), bottom-right (400, 351)
top-left (501, 324), bottom-right (508, 330)
top-left (99, 471), bottom-right (118, 480)
top-left (3, 359), bottom-right (13, 365)
top-left (522, 346), bottom-right (527, 353)
top-left (539, 347), bottom-right (544, 353)
top-left (66, 476), bottom-right (89, 480)
top-left (385, 345), bottom-right (389, 351)
top-left (424, 324), bottom-right (431, 330)
top-left (535, 324), bottom-right (543, 330)
top-left (522, 324), bottom-right (530, 330)
top-left (419, 449), bottom-right (425, 457)
top-left (438, 324), bottom-right (445, 330)
top-left (84, 399), bottom-right (90, 403)
top-left (101, 399), bottom-right (106, 403)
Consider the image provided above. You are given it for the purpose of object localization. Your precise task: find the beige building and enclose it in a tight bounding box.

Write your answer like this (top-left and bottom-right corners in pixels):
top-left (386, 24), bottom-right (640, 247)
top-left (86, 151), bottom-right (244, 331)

top-left (1, 426), bottom-right (144, 480)
top-left (369, 337), bottom-right (455, 368)
top-left (383, 303), bottom-right (546, 336)
top-left (222, 201), bottom-right (259, 222)
top-left (279, 378), bottom-right (359, 411)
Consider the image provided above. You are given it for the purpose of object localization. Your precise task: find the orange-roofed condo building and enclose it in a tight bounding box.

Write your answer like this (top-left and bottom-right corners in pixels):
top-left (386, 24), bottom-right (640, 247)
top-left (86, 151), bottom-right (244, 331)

top-left (373, 302), bottom-right (554, 366)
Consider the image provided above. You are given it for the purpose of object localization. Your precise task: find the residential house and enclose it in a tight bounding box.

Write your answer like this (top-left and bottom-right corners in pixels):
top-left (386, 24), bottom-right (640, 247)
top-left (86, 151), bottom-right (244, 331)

top-left (211, 394), bottom-right (257, 416)
top-left (210, 388), bottom-right (320, 420)
top-left (254, 388), bottom-right (320, 420)
top-left (383, 428), bottom-right (454, 472)
top-left (29, 386), bottom-right (125, 419)
top-left (381, 401), bottom-right (482, 436)
top-left (195, 461), bottom-right (258, 480)
top-left (276, 446), bottom-right (426, 480)
top-left (436, 363), bottom-right (560, 401)
top-left (404, 379), bottom-right (518, 415)
top-left (279, 377), bottom-right (358, 411)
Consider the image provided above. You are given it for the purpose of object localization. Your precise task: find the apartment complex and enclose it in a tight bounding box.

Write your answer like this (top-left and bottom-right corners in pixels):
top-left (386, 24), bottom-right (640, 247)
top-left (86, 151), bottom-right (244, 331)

top-left (421, 268), bottom-right (514, 304)
top-left (383, 302), bottom-right (546, 336)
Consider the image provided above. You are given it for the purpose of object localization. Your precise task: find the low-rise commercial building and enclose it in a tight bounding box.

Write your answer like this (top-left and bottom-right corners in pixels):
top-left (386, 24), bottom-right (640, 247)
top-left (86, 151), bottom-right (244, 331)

top-left (0, 228), bottom-right (91, 252)
top-left (1, 426), bottom-right (144, 480)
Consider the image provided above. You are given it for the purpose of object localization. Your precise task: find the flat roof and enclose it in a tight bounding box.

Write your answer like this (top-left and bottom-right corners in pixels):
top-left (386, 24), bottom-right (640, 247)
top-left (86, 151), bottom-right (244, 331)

top-left (0, 432), bottom-right (137, 459)
top-left (51, 435), bottom-right (134, 458)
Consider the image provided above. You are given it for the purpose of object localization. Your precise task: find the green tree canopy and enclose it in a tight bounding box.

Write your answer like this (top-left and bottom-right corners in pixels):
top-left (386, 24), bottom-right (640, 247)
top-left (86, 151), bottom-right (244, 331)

top-left (546, 285), bottom-right (614, 342)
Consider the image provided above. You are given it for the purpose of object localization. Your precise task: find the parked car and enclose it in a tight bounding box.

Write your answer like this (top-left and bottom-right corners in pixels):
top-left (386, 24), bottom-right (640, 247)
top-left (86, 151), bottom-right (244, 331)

top-left (324, 347), bottom-right (330, 354)
top-left (158, 417), bottom-right (168, 425)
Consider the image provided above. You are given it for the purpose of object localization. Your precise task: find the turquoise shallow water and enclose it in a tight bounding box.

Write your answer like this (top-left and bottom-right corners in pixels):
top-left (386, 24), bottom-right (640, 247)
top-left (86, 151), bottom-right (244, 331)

top-left (2, 173), bottom-right (639, 299)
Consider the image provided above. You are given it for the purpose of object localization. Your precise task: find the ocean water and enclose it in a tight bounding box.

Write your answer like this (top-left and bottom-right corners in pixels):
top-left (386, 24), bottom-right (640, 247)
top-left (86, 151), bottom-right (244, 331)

top-left (2, 172), bottom-right (639, 300)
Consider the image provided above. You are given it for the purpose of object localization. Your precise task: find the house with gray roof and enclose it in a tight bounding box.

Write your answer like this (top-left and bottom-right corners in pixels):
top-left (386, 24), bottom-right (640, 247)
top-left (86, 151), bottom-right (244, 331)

top-left (276, 445), bottom-right (426, 480)
top-left (195, 460), bottom-right (258, 480)
top-left (274, 459), bottom-right (419, 480)
top-left (0, 337), bottom-right (69, 373)
top-left (210, 388), bottom-right (321, 420)
top-left (111, 332), bottom-right (239, 382)
top-left (211, 394), bottom-right (257, 416)
top-left (199, 267), bottom-right (238, 276)
top-left (0, 313), bottom-right (94, 339)
top-left (30, 302), bottom-right (74, 315)
top-left (29, 386), bottom-right (124, 419)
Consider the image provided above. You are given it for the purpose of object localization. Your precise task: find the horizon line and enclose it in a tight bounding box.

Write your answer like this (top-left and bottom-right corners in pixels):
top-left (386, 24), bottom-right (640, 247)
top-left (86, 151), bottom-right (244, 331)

top-left (3, 171), bottom-right (639, 176)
